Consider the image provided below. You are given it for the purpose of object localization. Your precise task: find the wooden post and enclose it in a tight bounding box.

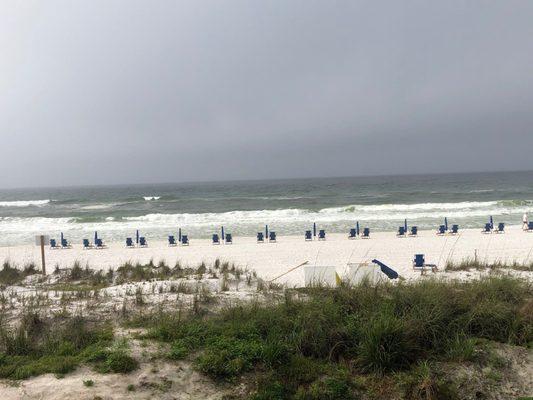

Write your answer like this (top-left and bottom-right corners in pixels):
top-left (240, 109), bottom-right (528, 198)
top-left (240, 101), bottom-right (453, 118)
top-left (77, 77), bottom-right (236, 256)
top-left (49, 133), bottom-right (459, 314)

top-left (40, 235), bottom-right (46, 275)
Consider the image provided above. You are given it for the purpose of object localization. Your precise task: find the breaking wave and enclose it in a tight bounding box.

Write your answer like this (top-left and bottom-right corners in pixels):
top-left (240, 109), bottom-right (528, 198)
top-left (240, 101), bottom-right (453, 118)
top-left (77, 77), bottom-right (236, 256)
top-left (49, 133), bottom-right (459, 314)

top-left (0, 199), bottom-right (51, 207)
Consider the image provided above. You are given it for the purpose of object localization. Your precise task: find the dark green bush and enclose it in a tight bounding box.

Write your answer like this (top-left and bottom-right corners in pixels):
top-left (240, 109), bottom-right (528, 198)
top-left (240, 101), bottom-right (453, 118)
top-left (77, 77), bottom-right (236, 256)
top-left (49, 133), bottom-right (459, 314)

top-left (102, 351), bottom-right (138, 373)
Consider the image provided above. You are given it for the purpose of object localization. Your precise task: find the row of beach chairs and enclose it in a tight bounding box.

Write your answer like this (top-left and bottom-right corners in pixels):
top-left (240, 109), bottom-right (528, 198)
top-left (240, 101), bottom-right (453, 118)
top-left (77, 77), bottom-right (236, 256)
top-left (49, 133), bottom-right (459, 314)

top-left (51, 220), bottom-right (520, 251)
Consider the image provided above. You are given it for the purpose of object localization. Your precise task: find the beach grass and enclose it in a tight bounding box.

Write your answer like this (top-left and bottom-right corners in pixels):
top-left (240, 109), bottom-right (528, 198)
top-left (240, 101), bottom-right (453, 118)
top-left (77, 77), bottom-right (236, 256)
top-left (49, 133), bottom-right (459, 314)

top-left (445, 258), bottom-right (533, 272)
top-left (0, 259), bottom-right (531, 399)
top-left (0, 260), bottom-right (39, 285)
top-left (0, 313), bottom-right (118, 379)
top-left (133, 276), bottom-right (532, 398)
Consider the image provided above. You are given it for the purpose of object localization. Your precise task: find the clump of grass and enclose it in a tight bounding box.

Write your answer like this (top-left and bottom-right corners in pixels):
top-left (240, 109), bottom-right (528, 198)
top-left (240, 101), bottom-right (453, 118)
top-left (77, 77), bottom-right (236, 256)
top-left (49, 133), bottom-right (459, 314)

top-left (94, 350), bottom-right (138, 374)
top-left (358, 311), bottom-right (414, 373)
top-left (0, 312), bottom-right (113, 379)
top-left (0, 260), bottom-right (39, 285)
top-left (445, 258), bottom-right (533, 272)
top-left (136, 276), bottom-right (531, 398)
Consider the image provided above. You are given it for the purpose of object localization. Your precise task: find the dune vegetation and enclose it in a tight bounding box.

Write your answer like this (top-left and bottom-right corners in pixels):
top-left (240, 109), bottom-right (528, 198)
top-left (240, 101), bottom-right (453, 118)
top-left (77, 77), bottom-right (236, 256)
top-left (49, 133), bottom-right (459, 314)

top-left (0, 257), bottom-right (531, 399)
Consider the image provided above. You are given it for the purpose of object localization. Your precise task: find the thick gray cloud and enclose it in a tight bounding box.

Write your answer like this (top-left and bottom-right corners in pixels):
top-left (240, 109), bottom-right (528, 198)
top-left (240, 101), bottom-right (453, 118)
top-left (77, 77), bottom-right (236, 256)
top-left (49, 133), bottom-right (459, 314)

top-left (1, 0), bottom-right (532, 188)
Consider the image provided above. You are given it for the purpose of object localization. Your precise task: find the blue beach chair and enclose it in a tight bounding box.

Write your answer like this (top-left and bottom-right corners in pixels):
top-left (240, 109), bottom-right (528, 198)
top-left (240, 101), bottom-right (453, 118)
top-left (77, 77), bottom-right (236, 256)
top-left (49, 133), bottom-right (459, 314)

top-left (305, 230), bottom-right (312, 241)
top-left (449, 225), bottom-right (459, 235)
top-left (528, 222), bottom-right (533, 232)
top-left (61, 238), bottom-right (72, 249)
top-left (50, 239), bottom-right (60, 249)
top-left (212, 234), bottom-right (220, 244)
top-left (139, 237), bottom-right (147, 247)
top-left (413, 254), bottom-right (425, 268)
top-left (257, 232), bottom-right (264, 243)
top-left (437, 225), bottom-right (446, 235)
top-left (83, 239), bottom-right (93, 249)
top-left (482, 223), bottom-right (492, 234)
top-left (225, 233), bottom-right (232, 244)
top-left (362, 227), bottom-right (370, 238)
top-left (348, 228), bottom-right (357, 239)
top-left (269, 231), bottom-right (277, 242)
top-left (318, 229), bottom-right (326, 240)
top-left (181, 235), bottom-right (189, 246)
top-left (494, 222), bottom-right (505, 234)
top-left (95, 238), bottom-right (106, 249)
top-left (413, 254), bottom-right (438, 274)
top-left (397, 226), bottom-right (406, 237)
top-left (168, 235), bottom-right (177, 246)
top-left (409, 226), bottom-right (418, 237)
top-left (126, 237), bottom-right (134, 248)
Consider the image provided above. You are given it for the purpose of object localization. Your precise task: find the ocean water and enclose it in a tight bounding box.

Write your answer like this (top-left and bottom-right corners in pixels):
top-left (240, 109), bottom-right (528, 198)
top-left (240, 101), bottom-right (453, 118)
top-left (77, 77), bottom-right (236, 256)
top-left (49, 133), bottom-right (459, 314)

top-left (0, 171), bottom-right (532, 246)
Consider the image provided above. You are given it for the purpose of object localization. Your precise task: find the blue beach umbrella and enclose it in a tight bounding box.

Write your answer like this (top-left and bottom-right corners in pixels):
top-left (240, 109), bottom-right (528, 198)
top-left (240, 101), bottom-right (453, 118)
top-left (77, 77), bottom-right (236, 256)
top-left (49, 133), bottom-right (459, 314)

top-left (313, 222), bottom-right (317, 237)
top-left (221, 226), bottom-right (225, 241)
top-left (356, 221), bottom-right (360, 236)
top-left (444, 217), bottom-right (448, 231)
top-left (94, 231), bottom-right (98, 243)
top-left (489, 215), bottom-right (493, 229)
top-left (265, 225), bottom-right (268, 238)
top-left (178, 228), bottom-right (182, 242)
top-left (60, 232), bottom-right (64, 242)
top-left (136, 230), bottom-right (139, 244)
top-left (404, 219), bottom-right (408, 232)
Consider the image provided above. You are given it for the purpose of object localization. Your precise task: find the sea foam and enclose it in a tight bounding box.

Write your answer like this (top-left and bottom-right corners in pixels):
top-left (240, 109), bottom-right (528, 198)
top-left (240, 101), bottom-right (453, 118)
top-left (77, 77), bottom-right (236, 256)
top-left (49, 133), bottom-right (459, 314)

top-left (0, 199), bottom-right (51, 207)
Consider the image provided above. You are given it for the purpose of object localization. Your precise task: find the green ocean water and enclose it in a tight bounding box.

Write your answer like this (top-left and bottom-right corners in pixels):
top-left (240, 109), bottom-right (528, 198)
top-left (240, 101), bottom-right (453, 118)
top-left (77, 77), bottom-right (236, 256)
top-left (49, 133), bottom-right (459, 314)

top-left (0, 171), bottom-right (532, 246)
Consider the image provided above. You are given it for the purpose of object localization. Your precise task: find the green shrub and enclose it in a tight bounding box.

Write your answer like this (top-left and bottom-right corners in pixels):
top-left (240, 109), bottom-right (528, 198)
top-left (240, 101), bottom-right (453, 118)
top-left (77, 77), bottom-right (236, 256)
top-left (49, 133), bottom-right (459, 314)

top-left (196, 337), bottom-right (263, 379)
top-left (445, 334), bottom-right (477, 362)
top-left (358, 312), bottom-right (414, 373)
top-left (94, 351), bottom-right (138, 374)
top-left (169, 339), bottom-right (188, 360)
top-left (251, 380), bottom-right (287, 400)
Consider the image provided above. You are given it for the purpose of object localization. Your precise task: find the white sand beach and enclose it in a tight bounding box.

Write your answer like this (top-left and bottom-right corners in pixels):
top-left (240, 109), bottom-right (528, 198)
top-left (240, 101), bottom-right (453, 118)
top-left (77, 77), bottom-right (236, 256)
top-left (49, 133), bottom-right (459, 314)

top-left (2, 225), bottom-right (532, 285)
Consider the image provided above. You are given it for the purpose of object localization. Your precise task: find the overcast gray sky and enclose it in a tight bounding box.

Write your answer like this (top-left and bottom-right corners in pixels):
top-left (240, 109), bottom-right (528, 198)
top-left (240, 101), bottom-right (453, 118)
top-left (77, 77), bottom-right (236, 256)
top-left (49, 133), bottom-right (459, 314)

top-left (1, 0), bottom-right (532, 188)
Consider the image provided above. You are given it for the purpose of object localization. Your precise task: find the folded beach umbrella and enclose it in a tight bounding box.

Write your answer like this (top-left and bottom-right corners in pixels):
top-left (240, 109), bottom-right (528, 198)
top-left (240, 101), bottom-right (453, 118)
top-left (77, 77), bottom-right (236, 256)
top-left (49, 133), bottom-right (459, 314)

top-left (313, 222), bottom-right (317, 238)
top-left (445, 217), bottom-right (448, 231)
top-left (136, 229), bottom-right (139, 244)
top-left (61, 232), bottom-right (64, 242)
top-left (178, 228), bottom-right (182, 242)
top-left (221, 226), bottom-right (225, 242)
top-left (489, 215), bottom-right (493, 229)
top-left (404, 219), bottom-right (408, 233)
top-left (356, 221), bottom-right (360, 236)
top-left (265, 225), bottom-right (268, 239)
top-left (94, 231), bottom-right (98, 243)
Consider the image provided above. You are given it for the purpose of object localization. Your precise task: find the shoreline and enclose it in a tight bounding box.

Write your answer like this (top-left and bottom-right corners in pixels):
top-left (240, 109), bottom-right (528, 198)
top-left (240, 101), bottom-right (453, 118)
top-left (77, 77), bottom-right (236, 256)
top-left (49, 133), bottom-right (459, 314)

top-left (1, 225), bottom-right (532, 285)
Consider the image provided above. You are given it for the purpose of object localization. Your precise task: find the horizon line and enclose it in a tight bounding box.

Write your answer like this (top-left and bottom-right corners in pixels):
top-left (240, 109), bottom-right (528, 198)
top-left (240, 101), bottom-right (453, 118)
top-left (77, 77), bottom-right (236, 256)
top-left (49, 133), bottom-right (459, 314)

top-left (1, 168), bottom-right (533, 191)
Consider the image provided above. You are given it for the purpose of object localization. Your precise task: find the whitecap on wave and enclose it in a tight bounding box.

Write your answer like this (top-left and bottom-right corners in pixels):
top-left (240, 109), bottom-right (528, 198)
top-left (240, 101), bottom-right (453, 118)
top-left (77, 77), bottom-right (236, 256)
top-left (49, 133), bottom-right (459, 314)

top-left (0, 199), bottom-right (51, 207)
